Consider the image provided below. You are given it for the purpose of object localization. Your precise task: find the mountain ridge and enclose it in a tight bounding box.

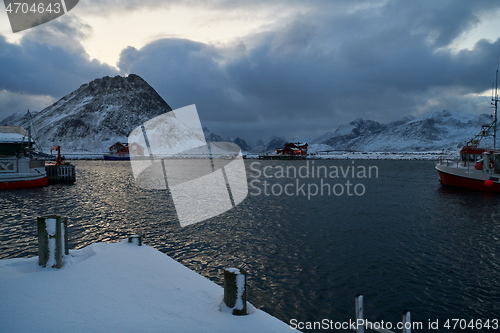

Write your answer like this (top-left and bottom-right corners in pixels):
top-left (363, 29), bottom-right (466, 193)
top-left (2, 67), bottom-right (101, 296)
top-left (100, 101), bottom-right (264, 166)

top-left (314, 110), bottom-right (493, 152)
top-left (255, 110), bottom-right (495, 154)
top-left (1, 74), bottom-right (173, 152)
top-left (0, 74), bottom-right (494, 154)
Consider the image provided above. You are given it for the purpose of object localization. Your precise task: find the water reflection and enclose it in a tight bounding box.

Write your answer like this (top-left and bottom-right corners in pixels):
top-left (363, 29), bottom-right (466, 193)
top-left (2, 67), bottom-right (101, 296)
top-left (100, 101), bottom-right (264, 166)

top-left (1, 160), bottom-right (499, 332)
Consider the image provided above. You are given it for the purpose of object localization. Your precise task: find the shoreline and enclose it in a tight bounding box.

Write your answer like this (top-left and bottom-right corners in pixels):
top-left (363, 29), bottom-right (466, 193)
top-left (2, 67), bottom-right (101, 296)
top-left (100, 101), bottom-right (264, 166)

top-left (50, 151), bottom-right (458, 161)
top-left (249, 151), bottom-right (456, 161)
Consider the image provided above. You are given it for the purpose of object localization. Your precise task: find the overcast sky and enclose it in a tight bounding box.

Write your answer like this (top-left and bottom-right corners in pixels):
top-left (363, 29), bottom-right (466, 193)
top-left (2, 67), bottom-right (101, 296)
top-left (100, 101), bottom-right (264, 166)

top-left (1, 0), bottom-right (500, 145)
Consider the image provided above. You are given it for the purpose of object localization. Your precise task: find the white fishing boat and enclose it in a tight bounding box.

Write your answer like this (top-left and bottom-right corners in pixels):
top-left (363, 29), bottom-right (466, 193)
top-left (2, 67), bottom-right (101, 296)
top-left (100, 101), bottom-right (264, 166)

top-left (0, 126), bottom-right (48, 189)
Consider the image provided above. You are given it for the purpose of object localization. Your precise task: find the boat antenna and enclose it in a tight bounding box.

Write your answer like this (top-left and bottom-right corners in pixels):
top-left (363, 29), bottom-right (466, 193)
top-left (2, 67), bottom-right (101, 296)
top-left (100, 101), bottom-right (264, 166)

top-left (27, 110), bottom-right (33, 157)
top-left (26, 110), bottom-right (43, 153)
top-left (493, 56), bottom-right (499, 148)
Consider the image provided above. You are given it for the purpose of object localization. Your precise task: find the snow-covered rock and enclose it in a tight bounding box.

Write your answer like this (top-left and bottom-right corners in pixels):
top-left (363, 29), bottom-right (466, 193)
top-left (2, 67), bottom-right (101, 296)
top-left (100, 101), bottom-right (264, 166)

top-left (1, 77), bottom-right (493, 155)
top-left (233, 137), bottom-right (251, 152)
top-left (315, 110), bottom-right (494, 152)
top-left (202, 127), bottom-right (251, 152)
top-left (1, 74), bottom-right (173, 153)
top-left (259, 136), bottom-right (287, 153)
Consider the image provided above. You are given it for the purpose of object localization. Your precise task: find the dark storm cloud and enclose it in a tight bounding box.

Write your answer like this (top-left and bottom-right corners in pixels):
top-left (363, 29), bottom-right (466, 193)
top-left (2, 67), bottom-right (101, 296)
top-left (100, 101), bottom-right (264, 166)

top-left (0, 14), bottom-right (118, 121)
top-left (2, 0), bottom-right (500, 143)
top-left (118, 0), bottom-right (500, 143)
top-left (118, 38), bottom-right (258, 122)
top-left (382, 0), bottom-right (486, 48)
top-left (118, 39), bottom-right (224, 107)
top-left (0, 36), bottom-right (116, 97)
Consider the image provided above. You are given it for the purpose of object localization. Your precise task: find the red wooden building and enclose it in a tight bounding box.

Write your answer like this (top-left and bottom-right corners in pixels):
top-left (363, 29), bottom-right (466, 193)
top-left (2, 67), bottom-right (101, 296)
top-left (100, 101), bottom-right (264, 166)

top-left (275, 142), bottom-right (308, 156)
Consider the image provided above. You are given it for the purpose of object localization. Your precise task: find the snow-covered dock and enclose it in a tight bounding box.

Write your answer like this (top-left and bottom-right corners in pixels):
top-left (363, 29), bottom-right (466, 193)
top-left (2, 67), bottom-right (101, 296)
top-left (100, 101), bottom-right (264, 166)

top-left (0, 239), bottom-right (295, 333)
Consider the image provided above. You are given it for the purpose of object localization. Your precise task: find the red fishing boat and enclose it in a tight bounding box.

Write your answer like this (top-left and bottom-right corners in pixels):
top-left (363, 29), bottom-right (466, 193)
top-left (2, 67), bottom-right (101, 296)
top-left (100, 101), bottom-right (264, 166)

top-left (436, 66), bottom-right (500, 191)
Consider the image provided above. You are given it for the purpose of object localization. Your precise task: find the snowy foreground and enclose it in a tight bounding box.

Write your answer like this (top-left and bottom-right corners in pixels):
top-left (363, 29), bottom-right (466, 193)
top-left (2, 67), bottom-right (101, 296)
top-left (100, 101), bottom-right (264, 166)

top-left (0, 240), bottom-right (295, 333)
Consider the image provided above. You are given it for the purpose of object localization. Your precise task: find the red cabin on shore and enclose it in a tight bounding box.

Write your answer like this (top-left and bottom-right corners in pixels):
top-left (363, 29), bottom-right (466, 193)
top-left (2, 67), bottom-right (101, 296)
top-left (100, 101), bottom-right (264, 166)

top-left (104, 142), bottom-right (132, 160)
top-left (109, 142), bottom-right (129, 155)
top-left (129, 142), bottom-right (145, 156)
top-left (275, 143), bottom-right (308, 156)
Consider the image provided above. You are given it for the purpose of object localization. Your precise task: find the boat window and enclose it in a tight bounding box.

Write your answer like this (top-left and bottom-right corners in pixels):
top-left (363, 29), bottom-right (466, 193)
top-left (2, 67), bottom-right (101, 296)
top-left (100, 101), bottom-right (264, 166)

top-left (0, 143), bottom-right (25, 156)
top-left (494, 155), bottom-right (500, 171)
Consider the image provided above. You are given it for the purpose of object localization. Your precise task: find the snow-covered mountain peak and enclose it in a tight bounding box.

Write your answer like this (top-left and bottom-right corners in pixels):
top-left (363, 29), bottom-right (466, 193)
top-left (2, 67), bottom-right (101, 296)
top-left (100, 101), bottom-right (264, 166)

top-left (1, 74), bottom-right (173, 152)
top-left (314, 110), bottom-right (497, 152)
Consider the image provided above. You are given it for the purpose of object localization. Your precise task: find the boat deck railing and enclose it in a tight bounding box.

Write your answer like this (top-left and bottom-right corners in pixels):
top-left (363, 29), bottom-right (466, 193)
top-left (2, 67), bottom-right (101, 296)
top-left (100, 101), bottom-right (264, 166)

top-left (437, 156), bottom-right (500, 174)
top-left (45, 164), bottom-right (76, 184)
top-left (436, 156), bottom-right (472, 169)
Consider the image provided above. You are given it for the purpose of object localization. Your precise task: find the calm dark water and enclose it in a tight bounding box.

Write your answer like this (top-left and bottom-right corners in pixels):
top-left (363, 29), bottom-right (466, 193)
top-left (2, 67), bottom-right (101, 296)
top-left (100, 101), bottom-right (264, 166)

top-left (1, 159), bottom-right (500, 332)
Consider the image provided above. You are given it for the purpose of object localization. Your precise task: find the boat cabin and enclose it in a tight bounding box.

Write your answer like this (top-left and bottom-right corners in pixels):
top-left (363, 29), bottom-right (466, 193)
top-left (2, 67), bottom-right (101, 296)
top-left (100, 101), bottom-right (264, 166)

top-left (460, 146), bottom-right (500, 173)
top-left (0, 126), bottom-right (33, 156)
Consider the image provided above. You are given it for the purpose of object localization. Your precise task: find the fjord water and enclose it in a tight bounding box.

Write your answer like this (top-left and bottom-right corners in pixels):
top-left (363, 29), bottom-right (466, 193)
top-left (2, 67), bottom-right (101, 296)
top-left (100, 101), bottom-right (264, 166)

top-left (1, 160), bottom-right (499, 332)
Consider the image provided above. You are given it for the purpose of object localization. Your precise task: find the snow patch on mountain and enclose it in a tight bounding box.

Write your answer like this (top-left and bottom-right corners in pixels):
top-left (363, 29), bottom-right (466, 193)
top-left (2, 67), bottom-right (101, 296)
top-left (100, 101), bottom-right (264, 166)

top-left (316, 110), bottom-right (494, 152)
top-left (1, 74), bottom-right (173, 153)
top-left (202, 127), bottom-right (251, 152)
top-left (1, 75), bottom-right (493, 156)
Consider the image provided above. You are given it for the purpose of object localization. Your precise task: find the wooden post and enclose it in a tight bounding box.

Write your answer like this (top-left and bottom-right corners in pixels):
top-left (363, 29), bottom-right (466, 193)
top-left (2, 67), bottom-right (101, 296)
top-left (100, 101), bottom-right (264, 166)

top-left (402, 310), bottom-right (411, 333)
top-left (128, 235), bottom-right (142, 246)
top-left (37, 216), bottom-right (67, 268)
top-left (63, 218), bottom-right (69, 255)
top-left (224, 267), bottom-right (247, 315)
top-left (355, 294), bottom-right (364, 333)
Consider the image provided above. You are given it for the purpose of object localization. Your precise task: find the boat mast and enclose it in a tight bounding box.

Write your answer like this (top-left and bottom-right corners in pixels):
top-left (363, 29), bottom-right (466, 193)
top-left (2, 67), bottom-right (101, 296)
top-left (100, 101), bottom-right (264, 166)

top-left (493, 57), bottom-right (499, 148)
top-left (27, 110), bottom-right (33, 157)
